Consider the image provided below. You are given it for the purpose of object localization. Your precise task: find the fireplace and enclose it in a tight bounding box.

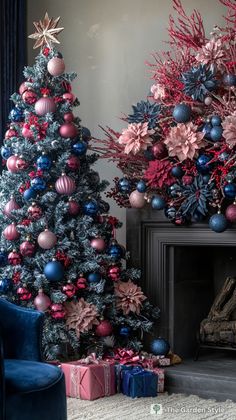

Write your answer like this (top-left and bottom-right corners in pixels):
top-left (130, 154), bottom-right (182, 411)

top-left (127, 208), bottom-right (236, 401)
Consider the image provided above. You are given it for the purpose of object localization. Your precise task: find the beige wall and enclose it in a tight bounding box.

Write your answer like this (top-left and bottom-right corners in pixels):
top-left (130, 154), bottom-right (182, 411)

top-left (27, 0), bottom-right (225, 245)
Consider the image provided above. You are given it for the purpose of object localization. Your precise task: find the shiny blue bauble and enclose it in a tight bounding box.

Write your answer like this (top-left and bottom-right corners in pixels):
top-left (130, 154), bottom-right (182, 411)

top-left (173, 104), bottom-right (191, 123)
top-left (118, 178), bottom-right (131, 194)
top-left (107, 242), bottom-right (124, 261)
top-left (150, 338), bottom-right (170, 356)
top-left (164, 206), bottom-right (176, 221)
top-left (72, 141), bottom-right (87, 156)
top-left (0, 278), bottom-right (11, 293)
top-left (23, 188), bottom-right (37, 201)
top-left (196, 155), bottom-right (212, 174)
top-left (87, 272), bottom-right (101, 283)
top-left (223, 73), bottom-right (236, 87)
top-left (202, 174), bottom-right (211, 184)
top-left (9, 107), bottom-right (24, 122)
top-left (81, 127), bottom-right (91, 141)
top-left (44, 261), bottom-right (64, 282)
top-left (151, 195), bottom-right (166, 210)
top-left (209, 213), bottom-right (228, 233)
top-left (0, 251), bottom-right (8, 266)
top-left (223, 183), bottom-right (236, 199)
top-left (210, 126), bottom-right (223, 142)
top-left (211, 115), bottom-right (222, 126)
top-left (201, 123), bottom-right (212, 140)
top-left (136, 180), bottom-right (147, 193)
top-left (119, 326), bottom-right (131, 337)
top-left (171, 166), bottom-right (183, 178)
top-left (205, 80), bottom-right (217, 91)
top-left (169, 183), bottom-right (181, 198)
top-left (83, 199), bottom-right (99, 216)
top-left (1, 146), bottom-right (12, 160)
top-left (36, 155), bottom-right (52, 170)
top-left (31, 177), bottom-right (47, 191)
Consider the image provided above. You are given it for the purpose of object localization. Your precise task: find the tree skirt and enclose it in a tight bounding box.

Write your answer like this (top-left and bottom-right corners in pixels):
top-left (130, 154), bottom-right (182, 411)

top-left (67, 393), bottom-right (236, 420)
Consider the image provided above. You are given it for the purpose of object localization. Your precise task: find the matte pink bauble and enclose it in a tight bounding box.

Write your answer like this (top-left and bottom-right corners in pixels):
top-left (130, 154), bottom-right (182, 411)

top-left (55, 174), bottom-right (76, 195)
top-left (20, 240), bottom-right (36, 257)
top-left (50, 303), bottom-right (66, 319)
top-left (129, 190), bottom-right (146, 209)
top-left (3, 223), bottom-right (20, 241)
top-left (91, 237), bottom-right (106, 252)
top-left (22, 90), bottom-right (37, 104)
top-left (59, 123), bottom-right (78, 138)
top-left (37, 229), bottom-right (57, 250)
top-left (34, 289), bottom-right (51, 311)
top-left (68, 200), bottom-right (80, 216)
top-left (225, 203), bottom-right (236, 223)
top-left (95, 320), bottom-right (113, 337)
top-left (64, 112), bottom-right (74, 123)
top-left (8, 250), bottom-right (22, 265)
top-left (67, 155), bottom-right (80, 171)
top-left (6, 155), bottom-right (18, 173)
top-left (62, 93), bottom-right (75, 103)
top-left (16, 157), bottom-right (28, 170)
top-left (19, 81), bottom-right (28, 95)
top-left (152, 143), bottom-right (168, 159)
top-left (5, 128), bottom-right (17, 139)
top-left (35, 97), bottom-right (56, 116)
top-left (22, 125), bottom-right (34, 139)
top-left (47, 57), bottom-right (65, 76)
top-left (4, 198), bottom-right (20, 217)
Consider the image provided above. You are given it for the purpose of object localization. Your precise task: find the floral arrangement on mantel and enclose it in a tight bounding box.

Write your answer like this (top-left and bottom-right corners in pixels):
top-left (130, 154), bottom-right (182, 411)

top-left (95, 0), bottom-right (236, 233)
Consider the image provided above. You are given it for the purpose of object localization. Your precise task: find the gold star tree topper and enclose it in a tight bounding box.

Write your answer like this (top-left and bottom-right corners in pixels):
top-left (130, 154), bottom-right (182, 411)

top-left (28, 12), bottom-right (64, 49)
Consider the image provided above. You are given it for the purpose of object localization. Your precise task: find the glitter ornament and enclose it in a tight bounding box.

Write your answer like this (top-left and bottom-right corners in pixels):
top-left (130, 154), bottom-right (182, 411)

top-left (47, 57), bottom-right (65, 76)
top-left (16, 156), bottom-right (28, 170)
top-left (107, 265), bottom-right (121, 281)
top-left (8, 250), bottom-right (22, 265)
top-left (62, 281), bottom-right (76, 298)
top-left (20, 238), bottom-right (36, 257)
top-left (17, 285), bottom-right (32, 301)
top-left (50, 303), bottom-right (66, 319)
top-left (76, 274), bottom-right (87, 289)
top-left (22, 89), bottom-right (37, 104)
top-left (28, 202), bottom-right (43, 220)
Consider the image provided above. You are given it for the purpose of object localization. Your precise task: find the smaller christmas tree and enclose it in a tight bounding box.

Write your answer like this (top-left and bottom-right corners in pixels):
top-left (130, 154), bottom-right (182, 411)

top-left (0, 12), bottom-right (159, 361)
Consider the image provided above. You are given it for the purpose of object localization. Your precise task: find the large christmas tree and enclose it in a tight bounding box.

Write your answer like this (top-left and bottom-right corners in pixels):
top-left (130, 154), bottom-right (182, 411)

top-left (0, 13), bottom-right (159, 361)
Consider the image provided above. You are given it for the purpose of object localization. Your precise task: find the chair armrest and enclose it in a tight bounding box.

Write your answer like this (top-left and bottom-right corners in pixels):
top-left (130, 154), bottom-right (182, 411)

top-left (0, 298), bottom-right (44, 361)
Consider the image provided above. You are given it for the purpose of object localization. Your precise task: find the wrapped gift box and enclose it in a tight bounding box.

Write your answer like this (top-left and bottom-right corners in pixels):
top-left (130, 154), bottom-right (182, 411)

top-left (122, 367), bottom-right (157, 398)
top-left (114, 364), bottom-right (134, 392)
top-left (61, 360), bottom-right (116, 400)
top-left (151, 367), bottom-right (165, 393)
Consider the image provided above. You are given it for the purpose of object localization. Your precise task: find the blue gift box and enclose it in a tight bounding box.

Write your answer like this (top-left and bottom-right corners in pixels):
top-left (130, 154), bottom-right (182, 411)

top-left (115, 364), bottom-right (133, 392)
top-left (122, 366), bottom-right (158, 398)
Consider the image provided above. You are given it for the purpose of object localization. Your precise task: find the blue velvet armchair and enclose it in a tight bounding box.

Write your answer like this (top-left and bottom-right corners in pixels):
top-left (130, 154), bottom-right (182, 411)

top-left (0, 298), bottom-right (67, 420)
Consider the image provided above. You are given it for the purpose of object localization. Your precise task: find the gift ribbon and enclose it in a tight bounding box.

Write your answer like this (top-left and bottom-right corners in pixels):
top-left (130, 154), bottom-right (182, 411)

top-left (70, 365), bottom-right (81, 398)
top-left (77, 352), bottom-right (101, 364)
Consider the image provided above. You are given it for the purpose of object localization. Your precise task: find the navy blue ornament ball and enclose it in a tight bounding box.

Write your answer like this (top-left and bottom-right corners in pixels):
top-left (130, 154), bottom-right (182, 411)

top-left (107, 242), bottom-right (124, 261)
top-left (118, 178), bottom-right (131, 194)
top-left (119, 326), bottom-right (131, 337)
top-left (83, 199), bottom-right (99, 216)
top-left (136, 180), bottom-right (147, 193)
top-left (201, 123), bottom-right (212, 140)
top-left (196, 155), bottom-right (212, 174)
top-left (211, 115), bottom-right (222, 126)
top-left (223, 183), bottom-right (236, 199)
top-left (143, 148), bottom-right (154, 161)
top-left (150, 338), bottom-right (170, 356)
top-left (87, 272), bottom-right (101, 283)
top-left (72, 141), bottom-right (87, 156)
top-left (209, 213), bottom-right (228, 233)
top-left (0, 250), bottom-right (8, 266)
top-left (44, 261), bottom-right (64, 282)
top-left (36, 155), bottom-right (52, 170)
top-left (173, 104), bottom-right (191, 123)
top-left (1, 147), bottom-right (12, 160)
top-left (0, 278), bottom-right (11, 293)
top-left (223, 73), bottom-right (236, 87)
top-left (164, 206), bottom-right (177, 221)
top-left (81, 127), bottom-right (91, 141)
top-left (23, 188), bottom-right (37, 201)
top-left (210, 126), bottom-right (223, 142)
top-left (171, 166), bottom-right (183, 178)
top-left (151, 195), bottom-right (166, 210)
top-left (31, 177), bottom-right (47, 191)
top-left (9, 107), bottom-right (24, 122)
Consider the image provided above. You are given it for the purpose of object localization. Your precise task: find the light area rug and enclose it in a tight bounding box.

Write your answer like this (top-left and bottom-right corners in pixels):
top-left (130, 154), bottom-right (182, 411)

top-left (67, 393), bottom-right (236, 420)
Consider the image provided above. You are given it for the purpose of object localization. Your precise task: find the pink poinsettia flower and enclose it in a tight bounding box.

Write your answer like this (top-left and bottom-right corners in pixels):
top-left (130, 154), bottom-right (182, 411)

top-left (222, 112), bottom-right (236, 148)
top-left (150, 83), bottom-right (166, 101)
top-left (118, 122), bottom-right (154, 155)
top-left (195, 38), bottom-right (225, 66)
top-left (164, 123), bottom-right (206, 162)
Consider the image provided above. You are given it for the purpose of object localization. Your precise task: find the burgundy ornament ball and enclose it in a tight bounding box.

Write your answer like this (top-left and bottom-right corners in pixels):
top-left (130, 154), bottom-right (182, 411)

top-left (64, 112), bottom-right (74, 123)
top-left (28, 203), bottom-right (43, 220)
top-left (5, 128), bottom-right (17, 139)
top-left (6, 155), bottom-right (18, 173)
top-left (4, 197), bottom-right (20, 218)
top-left (19, 81), bottom-right (28, 95)
top-left (17, 285), bottom-right (32, 301)
top-left (76, 275), bottom-right (87, 289)
top-left (90, 237), bottom-right (106, 252)
top-left (107, 265), bottom-right (121, 281)
top-left (34, 289), bottom-right (51, 311)
top-left (55, 174), bottom-right (76, 195)
top-left (22, 124), bottom-right (34, 139)
top-left (68, 200), bottom-right (80, 216)
top-left (16, 157), bottom-right (28, 170)
top-left (62, 282), bottom-right (77, 298)
top-left (95, 320), bottom-right (113, 337)
top-left (67, 155), bottom-right (80, 171)
top-left (182, 175), bottom-right (194, 185)
top-left (22, 90), bottom-right (37, 105)
top-left (20, 240), bottom-right (36, 257)
top-left (62, 92), bottom-right (75, 103)
top-left (129, 190), bottom-right (146, 209)
top-left (59, 123), bottom-right (78, 138)
top-left (152, 142), bottom-right (168, 159)
top-left (8, 250), bottom-right (22, 265)
top-left (47, 57), bottom-right (65, 76)
top-left (50, 303), bottom-right (66, 319)
top-left (3, 223), bottom-right (20, 241)
top-left (35, 97), bottom-right (56, 116)
top-left (37, 229), bottom-right (57, 250)
top-left (225, 203), bottom-right (236, 223)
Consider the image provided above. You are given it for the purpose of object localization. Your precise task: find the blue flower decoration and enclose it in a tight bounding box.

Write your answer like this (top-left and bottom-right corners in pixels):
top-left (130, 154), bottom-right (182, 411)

top-left (181, 65), bottom-right (217, 102)
top-left (127, 100), bottom-right (161, 129)
top-left (180, 175), bottom-right (214, 218)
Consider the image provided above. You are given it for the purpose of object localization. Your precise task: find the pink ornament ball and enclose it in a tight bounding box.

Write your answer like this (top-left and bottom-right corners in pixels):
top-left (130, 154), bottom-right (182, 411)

top-left (68, 200), bottom-right (80, 216)
top-left (16, 157), bottom-right (28, 170)
top-left (67, 155), bottom-right (80, 171)
top-left (64, 112), bottom-right (74, 123)
top-left (37, 229), bottom-right (57, 250)
top-left (5, 128), bottom-right (17, 139)
top-left (22, 90), bottom-right (37, 105)
top-left (20, 240), bottom-right (36, 257)
top-left (8, 250), bottom-right (22, 265)
top-left (35, 97), bottom-right (56, 116)
top-left (34, 289), bottom-right (51, 311)
top-left (55, 174), bottom-right (76, 195)
top-left (17, 286), bottom-right (32, 301)
top-left (91, 237), bottom-right (106, 252)
top-left (3, 223), bottom-right (20, 241)
top-left (225, 203), bottom-right (236, 223)
top-left (129, 190), bottom-right (146, 209)
top-left (62, 92), bottom-right (75, 103)
top-left (152, 143), bottom-right (168, 159)
top-left (59, 123), bottom-right (78, 138)
top-left (22, 124), bottom-right (34, 139)
top-left (19, 81), bottom-right (28, 95)
top-left (6, 155), bottom-right (18, 173)
top-left (4, 198), bottom-right (20, 218)
top-left (95, 320), bottom-right (113, 337)
top-left (47, 57), bottom-right (65, 76)
top-left (50, 303), bottom-right (66, 319)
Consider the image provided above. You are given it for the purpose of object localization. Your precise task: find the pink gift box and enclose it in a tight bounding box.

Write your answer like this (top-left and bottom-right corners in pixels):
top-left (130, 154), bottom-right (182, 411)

top-left (61, 360), bottom-right (116, 400)
top-left (150, 367), bottom-right (165, 393)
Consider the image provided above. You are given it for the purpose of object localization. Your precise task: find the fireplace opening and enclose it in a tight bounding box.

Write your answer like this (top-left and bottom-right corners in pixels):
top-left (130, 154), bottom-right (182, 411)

top-left (171, 246), bottom-right (236, 359)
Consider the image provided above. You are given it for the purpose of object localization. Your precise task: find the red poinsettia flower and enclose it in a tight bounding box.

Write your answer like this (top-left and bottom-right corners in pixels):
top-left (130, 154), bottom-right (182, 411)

top-left (144, 160), bottom-right (174, 189)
